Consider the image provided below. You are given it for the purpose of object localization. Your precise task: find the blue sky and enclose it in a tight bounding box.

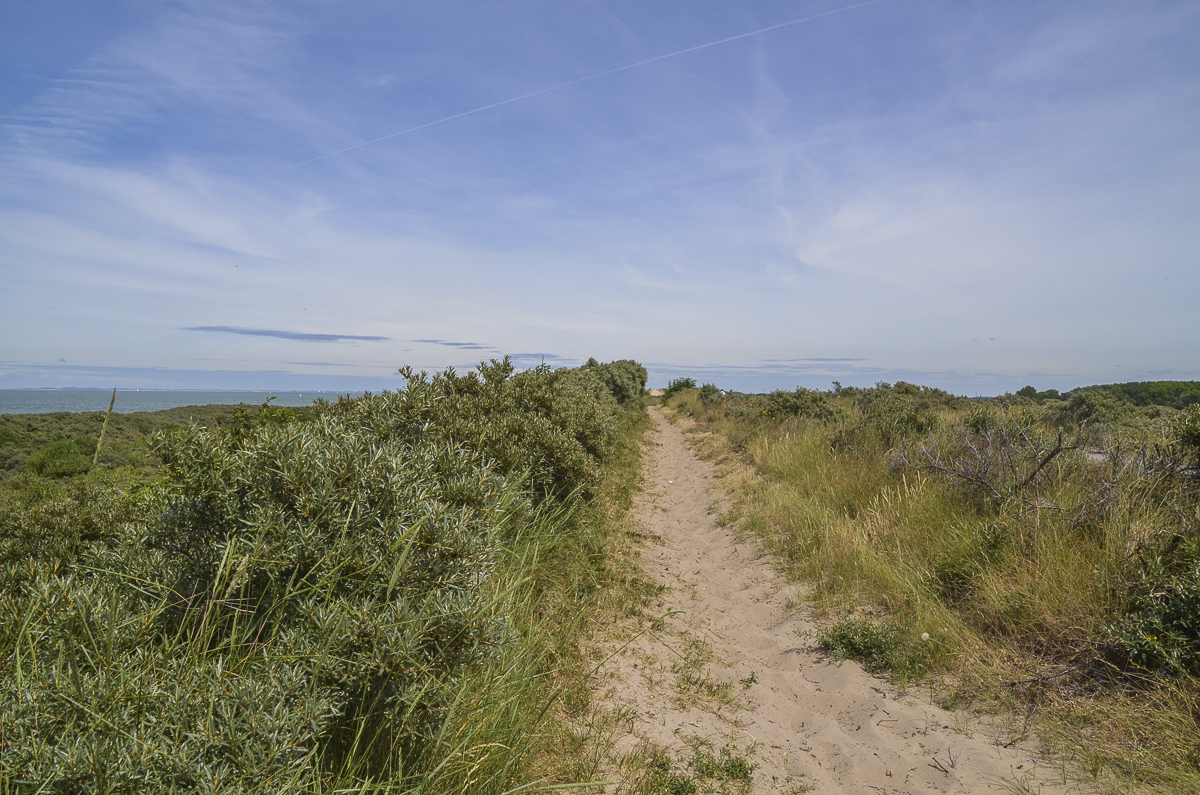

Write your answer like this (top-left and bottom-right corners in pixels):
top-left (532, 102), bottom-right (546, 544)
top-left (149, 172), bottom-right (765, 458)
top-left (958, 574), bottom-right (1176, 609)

top-left (2, 0), bottom-right (1198, 394)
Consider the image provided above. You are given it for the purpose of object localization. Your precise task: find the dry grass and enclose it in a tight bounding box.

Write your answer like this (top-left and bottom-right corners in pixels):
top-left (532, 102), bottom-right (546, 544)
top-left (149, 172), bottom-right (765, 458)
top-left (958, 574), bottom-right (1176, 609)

top-left (662, 389), bottom-right (1200, 795)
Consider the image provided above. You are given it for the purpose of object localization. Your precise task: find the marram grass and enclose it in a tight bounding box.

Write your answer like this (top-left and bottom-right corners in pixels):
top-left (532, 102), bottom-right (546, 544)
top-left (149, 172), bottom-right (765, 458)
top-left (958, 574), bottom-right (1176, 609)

top-left (665, 383), bottom-right (1200, 794)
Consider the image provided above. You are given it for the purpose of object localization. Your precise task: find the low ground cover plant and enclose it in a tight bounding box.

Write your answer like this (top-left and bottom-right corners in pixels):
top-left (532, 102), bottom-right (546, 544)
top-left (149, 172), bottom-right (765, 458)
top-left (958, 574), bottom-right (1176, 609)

top-left (0, 357), bottom-right (646, 793)
top-left (665, 380), bottom-right (1200, 793)
top-left (634, 746), bottom-right (755, 795)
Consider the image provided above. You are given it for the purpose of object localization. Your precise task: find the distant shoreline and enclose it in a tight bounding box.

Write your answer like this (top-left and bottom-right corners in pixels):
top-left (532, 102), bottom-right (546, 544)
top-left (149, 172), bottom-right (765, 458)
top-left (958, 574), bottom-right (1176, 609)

top-left (0, 389), bottom-right (363, 415)
top-left (3, 387), bottom-right (331, 392)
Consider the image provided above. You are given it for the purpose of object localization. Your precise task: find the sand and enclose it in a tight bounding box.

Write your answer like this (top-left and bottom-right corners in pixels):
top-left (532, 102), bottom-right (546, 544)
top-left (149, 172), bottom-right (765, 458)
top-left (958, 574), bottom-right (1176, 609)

top-left (592, 406), bottom-right (1077, 794)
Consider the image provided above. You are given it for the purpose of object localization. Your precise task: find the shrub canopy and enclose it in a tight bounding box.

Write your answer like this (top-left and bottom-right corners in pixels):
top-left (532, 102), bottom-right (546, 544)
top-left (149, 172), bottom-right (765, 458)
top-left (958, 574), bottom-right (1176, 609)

top-left (583, 358), bottom-right (648, 406)
top-left (0, 357), bottom-right (634, 790)
top-left (25, 437), bottom-right (94, 478)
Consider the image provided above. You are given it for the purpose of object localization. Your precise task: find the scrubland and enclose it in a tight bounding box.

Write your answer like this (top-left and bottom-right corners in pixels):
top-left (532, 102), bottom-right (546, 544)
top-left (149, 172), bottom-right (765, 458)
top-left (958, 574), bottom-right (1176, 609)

top-left (0, 358), bottom-right (649, 794)
top-left (6, 362), bottom-right (1198, 794)
top-left (662, 380), bottom-right (1200, 794)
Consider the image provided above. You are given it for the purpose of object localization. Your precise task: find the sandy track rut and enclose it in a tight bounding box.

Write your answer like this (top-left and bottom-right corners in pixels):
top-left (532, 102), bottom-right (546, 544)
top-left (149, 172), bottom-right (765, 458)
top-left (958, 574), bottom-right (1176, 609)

top-left (595, 407), bottom-right (1075, 794)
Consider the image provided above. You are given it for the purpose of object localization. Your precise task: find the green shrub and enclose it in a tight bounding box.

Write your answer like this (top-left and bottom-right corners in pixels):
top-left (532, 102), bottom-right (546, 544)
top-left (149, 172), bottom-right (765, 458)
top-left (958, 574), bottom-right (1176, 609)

top-left (317, 359), bottom-right (617, 503)
top-left (1176, 404), bottom-right (1200, 461)
top-left (1016, 385), bottom-right (1062, 403)
top-left (692, 747), bottom-right (755, 784)
top-left (0, 482), bottom-right (149, 586)
top-left (583, 358), bottom-right (648, 405)
top-left (699, 383), bottom-right (722, 406)
top-left (1066, 380), bottom-right (1200, 408)
top-left (765, 387), bottom-right (842, 423)
top-left (25, 438), bottom-right (92, 478)
top-left (817, 617), bottom-right (932, 678)
top-left (863, 394), bottom-right (939, 447)
top-left (0, 357), bottom-right (629, 790)
top-left (663, 377), bottom-right (697, 399)
top-left (71, 434), bottom-right (98, 457)
top-left (829, 384), bottom-right (949, 453)
top-left (148, 413), bottom-right (511, 775)
top-left (224, 397), bottom-right (311, 444)
top-left (1054, 390), bottom-right (1130, 427)
top-left (1113, 561), bottom-right (1200, 673)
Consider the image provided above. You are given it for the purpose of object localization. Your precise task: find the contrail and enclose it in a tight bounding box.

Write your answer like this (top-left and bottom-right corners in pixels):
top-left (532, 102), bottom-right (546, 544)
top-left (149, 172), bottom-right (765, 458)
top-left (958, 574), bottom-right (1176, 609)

top-left (272, 0), bottom-right (886, 173)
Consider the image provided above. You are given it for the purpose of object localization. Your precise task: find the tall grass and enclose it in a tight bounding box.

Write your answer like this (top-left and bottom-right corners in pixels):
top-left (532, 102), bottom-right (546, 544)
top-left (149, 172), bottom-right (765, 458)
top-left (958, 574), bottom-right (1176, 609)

top-left (664, 385), bottom-right (1200, 794)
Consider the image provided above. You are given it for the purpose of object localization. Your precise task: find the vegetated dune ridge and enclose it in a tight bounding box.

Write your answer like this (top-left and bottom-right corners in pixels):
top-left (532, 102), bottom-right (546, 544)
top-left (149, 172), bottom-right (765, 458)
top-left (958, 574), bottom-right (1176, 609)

top-left (594, 406), bottom-right (1074, 794)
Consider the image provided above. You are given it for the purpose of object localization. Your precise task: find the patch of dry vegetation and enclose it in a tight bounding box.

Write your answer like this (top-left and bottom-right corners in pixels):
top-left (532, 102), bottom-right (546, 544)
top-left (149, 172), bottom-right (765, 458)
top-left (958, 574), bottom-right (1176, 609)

top-left (661, 385), bottom-right (1200, 794)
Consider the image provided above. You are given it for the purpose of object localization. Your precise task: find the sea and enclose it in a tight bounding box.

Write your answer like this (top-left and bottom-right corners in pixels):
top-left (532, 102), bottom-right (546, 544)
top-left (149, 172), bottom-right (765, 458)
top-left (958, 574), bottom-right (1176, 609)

top-left (0, 390), bottom-right (361, 415)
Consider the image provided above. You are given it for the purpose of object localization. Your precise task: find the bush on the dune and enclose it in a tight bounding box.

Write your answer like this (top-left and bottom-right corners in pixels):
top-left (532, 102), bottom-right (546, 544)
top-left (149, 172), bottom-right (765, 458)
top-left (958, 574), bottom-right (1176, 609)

top-left (0, 357), bottom-right (635, 790)
top-left (583, 357), bottom-right (648, 406)
top-left (766, 388), bottom-right (842, 423)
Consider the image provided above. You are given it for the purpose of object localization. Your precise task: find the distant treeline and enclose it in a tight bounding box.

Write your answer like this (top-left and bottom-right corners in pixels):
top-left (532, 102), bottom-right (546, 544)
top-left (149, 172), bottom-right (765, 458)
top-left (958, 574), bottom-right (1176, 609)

top-left (1019, 380), bottom-right (1200, 409)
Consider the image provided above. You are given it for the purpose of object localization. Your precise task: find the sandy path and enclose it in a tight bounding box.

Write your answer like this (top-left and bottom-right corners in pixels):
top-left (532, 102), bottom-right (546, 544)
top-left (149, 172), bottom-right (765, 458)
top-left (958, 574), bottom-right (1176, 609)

top-left (595, 407), bottom-right (1076, 794)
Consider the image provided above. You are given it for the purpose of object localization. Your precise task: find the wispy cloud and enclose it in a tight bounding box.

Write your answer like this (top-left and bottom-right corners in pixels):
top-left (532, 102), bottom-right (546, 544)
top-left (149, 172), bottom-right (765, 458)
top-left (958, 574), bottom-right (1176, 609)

top-left (185, 326), bottom-right (388, 342)
top-left (412, 340), bottom-right (496, 351)
top-left (509, 352), bottom-right (572, 363)
top-left (759, 357), bottom-right (867, 363)
top-left (6, 3), bottom-right (323, 158)
top-left (3, 2), bottom-right (1198, 394)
